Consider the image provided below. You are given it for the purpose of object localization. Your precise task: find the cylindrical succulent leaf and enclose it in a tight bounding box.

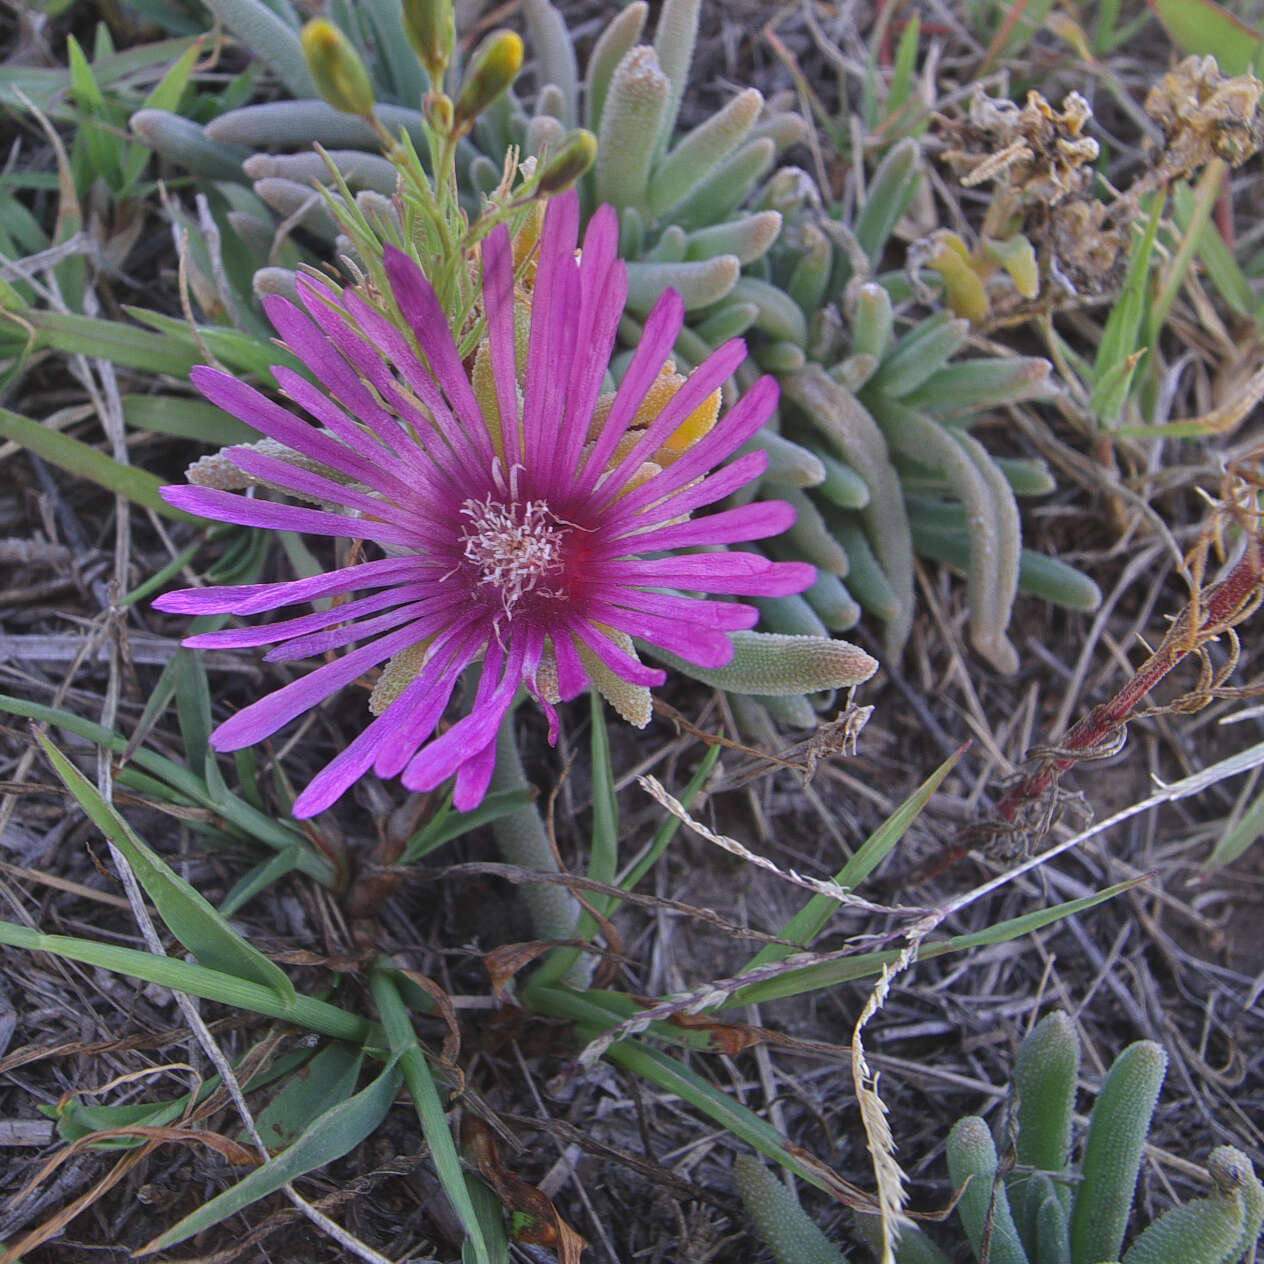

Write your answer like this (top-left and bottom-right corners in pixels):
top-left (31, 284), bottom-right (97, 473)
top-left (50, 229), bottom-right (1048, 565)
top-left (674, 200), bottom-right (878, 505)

top-left (672, 137), bottom-right (775, 230)
top-left (785, 367), bottom-right (913, 658)
top-left (849, 282), bottom-right (895, 361)
top-left (787, 222), bottom-right (833, 317)
top-left (1036, 1190), bottom-right (1072, 1264)
top-left (814, 453), bottom-right (871, 510)
top-left (649, 631), bottom-right (877, 695)
top-left (1014, 1013), bottom-right (1081, 1198)
top-left (241, 149), bottom-right (399, 194)
top-left (651, 0), bottom-right (702, 162)
top-left (1069, 1041), bottom-right (1167, 1264)
top-left (129, 110), bottom-right (252, 182)
top-left (755, 340), bottom-right (807, 372)
top-left (747, 430), bottom-right (826, 488)
top-left (523, 0), bottom-right (578, 126)
top-left (854, 1214), bottom-right (952, 1264)
top-left (648, 87), bottom-right (764, 216)
top-left (696, 300), bottom-right (760, 344)
top-left (755, 691), bottom-right (819, 728)
top-left (685, 211), bottom-right (783, 264)
top-left (583, 1), bottom-right (648, 135)
top-left (645, 225), bottom-right (688, 262)
top-left (735, 1154), bottom-right (850, 1264)
top-left (867, 311), bottom-right (971, 397)
top-left (624, 256), bottom-right (740, 312)
top-left (946, 1116), bottom-right (1031, 1264)
top-left (595, 45), bottom-right (669, 212)
top-left (1212, 1147), bottom-right (1264, 1264)
top-left (525, 112), bottom-right (566, 161)
top-left (854, 137), bottom-right (921, 266)
top-left (802, 569), bottom-right (861, 631)
top-left (205, 101), bottom-right (426, 149)
top-left (1120, 1180), bottom-right (1245, 1264)
top-left (824, 514), bottom-right (901, 620)
top-left (206, 0), bottom-right (317, 98)
top-left (754, 592), bottom-right (830, 638)
top-left (750, 110), bottom-right (810, 153)
top-left (252, 177), bottom-right (338, 238)
top-left (728, 275), bottom-right (809, 345)
top-left (773, 486), bottom-right (850, 577)
top-left (900, 358), bottom-right (1054, 417)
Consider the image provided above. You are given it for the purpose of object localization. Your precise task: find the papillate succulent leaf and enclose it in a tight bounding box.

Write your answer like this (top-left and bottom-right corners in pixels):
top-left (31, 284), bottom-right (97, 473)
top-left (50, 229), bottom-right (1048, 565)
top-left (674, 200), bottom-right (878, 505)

top-left (253, 177), bottom-right (339, 238)
top-left (1121, 1162), bottom-right (1246, 1264)
top-left (242, 149), bottom-right (399, 193)
top-left (648, 87), bottom-right (763, 216)
top-left (814, 453), bottom-right (871, 510)
top-left (649, 630), bottom-right (877, 695)
top-left (207, 0), bottom-right (317, 98)
top-left (1035, 1192), bottom-right (1071, 1264)
top-left (583, 1), bottom-right (648, 135)
top-left (672, 138), bottom-right (775, 230)
top-left (645, 225), bottom-right (687, 262)
top-left (696, 301), bottom-right (760, 344)
top-left (729, 276), bottom-right (808, 345)
top-left (901, 358), bottom-right (1053, 417)
top-left (750, 111), bottom-right (811, 153)
top-left (624, 256), bottom-right (740, 312)
top-left (755, 341), bottom-right (807, 372)
top-left (651, 0), bottom-right (702, 161)
top-left (130, 110), bottom-right (253, 182)
top-left (206, 101), bottom-right (427, 149)
top-left (787, 222), bottom-right (833, 317)
top-left (685, 211), bottom-right (783, 264)
top-left (849, 282), bottom-right (894, 360)
top-left (1069, 1041), bottom-right (1167, 1264)
top-left (756, 690), bottom-right (819, 728)
top-left (946, 1117), bottom-right (1031, 1264)
top-left (853, 137), bottom-right (921, 265)
top-left (824, 514), bottom-right (901, 620)
top-left (880, 396), bottom-right (1019, 673)
top-left (867, 311), bottom-right (971, 397)
top-left (1218, 1147), bottom-right (1264, 1264)
top-left (526, 112), bottom-right (566, 160)
top-left (1014, 1012), bottom-right (1081, 1196)
top-left (754, 591), bottom-right (829, 638)
top-left (801, 569), bottom-right (861, 630)
top-left (785, 367), bottom-right (913, 657)
top-left (774, 486), bottom-right (850, 576)
top-left (595, 45), bottom-right (670, 213)
top-left (747, 430), bottom-right (826, 488)
top-left (523, 0), bottom-right (578, 126)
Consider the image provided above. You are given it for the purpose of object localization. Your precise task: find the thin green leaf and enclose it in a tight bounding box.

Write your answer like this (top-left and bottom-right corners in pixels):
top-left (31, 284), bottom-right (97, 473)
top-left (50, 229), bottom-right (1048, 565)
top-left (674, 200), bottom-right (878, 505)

top-left (252, 1042), bottom-right (363, 1150)
top-left (1206, 784), bottom-right (1264, 867)
top-left (171, 649), bottom-right (213, 778)
top-left (399, 788), bottom-right (535, 864)
top-left (138, 1059), bottom-right (402, 1253)
top-left (371, 971), bottom-right (491, 1264)
top-left (1147, 0), bottom-right (1264, 73)
top-left (0, 921), bottom-right (372, 1042)
top-left (726, 879), bottom-right (1140, 1007)
top-left (0, 404), bottom-right (201, 521)
top-left (25, 309), bottom-right (198, 376)
top-left (743, 743), bottom-right (969, 972)
top-left (34, 730), bottom-right (296, 1005)
top-left (121, 394), bottom-right (256, 446)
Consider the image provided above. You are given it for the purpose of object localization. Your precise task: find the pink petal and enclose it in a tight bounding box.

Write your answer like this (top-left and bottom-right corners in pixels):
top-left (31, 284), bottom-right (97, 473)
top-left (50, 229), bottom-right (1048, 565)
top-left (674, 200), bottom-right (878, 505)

top-left (569, 621), bottom-right (667, 686)
top-left (209, 619), bottom-right (433, 751)
top-left (481, 224), bottom-right (522, 469)
top-left (607, 450), bottom-right (768, 532)
top-left (263, 592), bottom-right (470, 662)
top-left (595, 500), bottom-right (797, 556)
top-left (603, 554), bottom-right (816, 597)
top-left (551, 630), bottom-right (589, 699)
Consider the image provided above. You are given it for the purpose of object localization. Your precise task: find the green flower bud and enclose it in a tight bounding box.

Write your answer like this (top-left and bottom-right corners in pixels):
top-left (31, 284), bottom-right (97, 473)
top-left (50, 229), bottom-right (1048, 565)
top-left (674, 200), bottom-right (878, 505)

top-left (453, 29), bottom-right (523, 133)
top-left (423, 91), bottom-right (454, 137)
top-left (536, 128), bottom-right (597, 195)
top-left (300, 18), bottom-right (375, 118)
top-left (401, 0), bottom-right (454, 85)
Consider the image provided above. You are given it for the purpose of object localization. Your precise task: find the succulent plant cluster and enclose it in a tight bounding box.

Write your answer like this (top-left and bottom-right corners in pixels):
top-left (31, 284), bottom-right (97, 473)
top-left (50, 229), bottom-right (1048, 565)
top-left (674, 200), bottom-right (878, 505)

top-left (126, 0), bottom-right (1104, 713)
top-left (736, 1011), bottom-right (1264, 1264)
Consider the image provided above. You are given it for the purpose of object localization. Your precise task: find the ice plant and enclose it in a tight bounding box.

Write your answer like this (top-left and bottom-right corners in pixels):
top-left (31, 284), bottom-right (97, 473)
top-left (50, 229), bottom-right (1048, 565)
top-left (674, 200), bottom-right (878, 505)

top-left (155, 191), bottom-right (815, 817)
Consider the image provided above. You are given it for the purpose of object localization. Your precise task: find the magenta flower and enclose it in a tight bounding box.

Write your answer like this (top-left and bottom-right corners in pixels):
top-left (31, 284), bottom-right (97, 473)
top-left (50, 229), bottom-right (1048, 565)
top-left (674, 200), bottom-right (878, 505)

top-left (155, 191), bottom-right (813, 817)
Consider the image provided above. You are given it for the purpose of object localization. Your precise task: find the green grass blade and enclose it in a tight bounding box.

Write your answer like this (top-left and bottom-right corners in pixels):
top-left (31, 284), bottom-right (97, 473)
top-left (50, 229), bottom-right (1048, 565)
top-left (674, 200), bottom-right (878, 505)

top-left (371, 970), bottom-right (491, 1264)
top-left (33, 730), bottom-right (296, 1005)
top-left (742, 743), bottom-right (968, 972)
top-left (139, 1059), bottom-right (402, 1252)
top-left (0, 404), bottom-right (201, 522)
top-left (0, 921), bottom-right (372, 1043)
top-left (725, 880), bottom-right (1139, 1007)
top-left (251, 1042), bottom-right (364, 1149)
top-left (399, 788), bottom-right (535, 863)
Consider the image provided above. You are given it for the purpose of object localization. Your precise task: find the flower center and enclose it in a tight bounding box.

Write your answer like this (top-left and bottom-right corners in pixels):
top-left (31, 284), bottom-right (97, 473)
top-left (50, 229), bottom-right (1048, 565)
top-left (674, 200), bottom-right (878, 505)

top-left (459, 496), bottom-right (567, 618)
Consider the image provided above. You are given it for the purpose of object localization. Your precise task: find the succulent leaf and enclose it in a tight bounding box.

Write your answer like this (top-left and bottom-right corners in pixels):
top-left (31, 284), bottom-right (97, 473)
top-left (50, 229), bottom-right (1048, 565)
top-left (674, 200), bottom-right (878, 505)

top-left (129, 110), bottom-right (253, 182)
top-left (671, 137), bottom-right (776, 230)
top-left (595, 45), bottom-right (670, 213)
top-left (946, 1116), bottom-right (1031, 1264)
top-left (1014, 1012), bottom-right (1081, 1199)
top-left (853, 138), bottom-right (921, 266)
top-left (523, 0), bottom-right (578, 127)
top-left (1069, 1041), bottom-right (1168, 1264)
top-left (734, 1154), bottom-right (851, 1264)
top-left (651, 0), bottom-right (702, 163)
top-left (649, 631), bottom-right (877, 696)
top-left (648, 87), bottom-right (764, 216)
top-left (206, 0), bottom-right (317, 98)
top-left (684, 211), bottom-right (783, 265)
top-left (583, 1), bottom-right (648, 135)
top-left (624, 256), bottom-right (740, 312)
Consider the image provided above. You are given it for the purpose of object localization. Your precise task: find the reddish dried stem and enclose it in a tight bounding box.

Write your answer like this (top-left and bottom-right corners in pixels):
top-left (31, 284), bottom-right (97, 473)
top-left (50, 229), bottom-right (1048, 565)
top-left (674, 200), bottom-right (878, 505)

top-left (996, 535), bottom-right (1264, 822)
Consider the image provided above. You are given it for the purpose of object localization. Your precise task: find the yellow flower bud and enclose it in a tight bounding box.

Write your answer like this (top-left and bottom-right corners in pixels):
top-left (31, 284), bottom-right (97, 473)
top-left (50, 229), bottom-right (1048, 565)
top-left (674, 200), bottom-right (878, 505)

top-left (401, 0), bottom-right (454, 86)
top-left (536, 128), bottom-right (598, 196)
top-left (300, 18), bottom-right (375, 117)
top-left (453, 30), bottom-right (523, 133)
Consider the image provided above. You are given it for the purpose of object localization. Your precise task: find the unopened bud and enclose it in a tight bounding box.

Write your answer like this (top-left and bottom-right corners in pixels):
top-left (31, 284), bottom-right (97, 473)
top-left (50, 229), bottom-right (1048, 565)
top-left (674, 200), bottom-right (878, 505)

top-left (536, 128), bottom-right (597, 195)
top-left (300, 19), bottom-right (375, 117)
top-left (423, 91), bottom-right (454, 137)
top-left (452, 29), bottom-right (523, 133)
top-left (402, 0), bottom-right (454, 86)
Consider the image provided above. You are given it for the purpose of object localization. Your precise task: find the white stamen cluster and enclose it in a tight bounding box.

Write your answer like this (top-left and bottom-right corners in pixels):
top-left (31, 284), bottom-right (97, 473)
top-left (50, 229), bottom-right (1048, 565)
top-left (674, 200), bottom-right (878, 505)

top-left (459, 496), bottom-right (566, 618)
